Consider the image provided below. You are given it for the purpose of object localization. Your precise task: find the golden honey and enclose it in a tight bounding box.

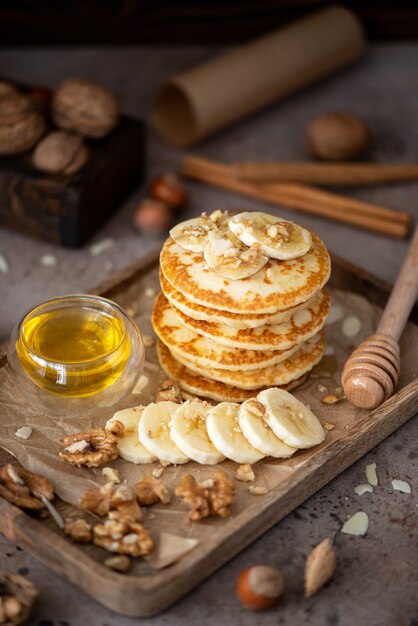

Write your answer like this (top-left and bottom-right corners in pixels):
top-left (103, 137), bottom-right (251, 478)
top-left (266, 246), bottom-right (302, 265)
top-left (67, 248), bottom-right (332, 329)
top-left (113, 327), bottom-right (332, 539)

top-left (15, 297), bottom-right (133, 398)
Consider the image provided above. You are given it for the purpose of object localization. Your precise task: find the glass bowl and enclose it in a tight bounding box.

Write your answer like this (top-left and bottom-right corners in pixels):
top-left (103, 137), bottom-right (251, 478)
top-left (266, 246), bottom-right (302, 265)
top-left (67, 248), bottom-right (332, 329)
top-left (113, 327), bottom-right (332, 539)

top-left (7, 294), bottom-right (144, 416)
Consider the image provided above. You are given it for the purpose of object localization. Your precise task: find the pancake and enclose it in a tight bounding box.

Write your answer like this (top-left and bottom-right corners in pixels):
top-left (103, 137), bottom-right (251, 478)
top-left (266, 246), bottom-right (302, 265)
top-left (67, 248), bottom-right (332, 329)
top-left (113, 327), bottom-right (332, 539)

top-left (159, 232), bottom-right (330, 314)
top-left (157, 341), bottom-right (308, 403)
top-left (169, 333), bottom-right (325, 389)
top-left (152, 292), bottom-right (300, 371)
top-left (160, 270), bottom-right (319, 330)
top-left (173, 289), bottom-right (329, 351)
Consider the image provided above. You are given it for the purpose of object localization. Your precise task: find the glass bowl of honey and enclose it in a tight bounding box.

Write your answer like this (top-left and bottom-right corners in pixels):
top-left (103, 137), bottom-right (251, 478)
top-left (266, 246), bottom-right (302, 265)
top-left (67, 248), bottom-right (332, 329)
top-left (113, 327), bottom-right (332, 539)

top-left (7, 294), bottom-right (144, 416)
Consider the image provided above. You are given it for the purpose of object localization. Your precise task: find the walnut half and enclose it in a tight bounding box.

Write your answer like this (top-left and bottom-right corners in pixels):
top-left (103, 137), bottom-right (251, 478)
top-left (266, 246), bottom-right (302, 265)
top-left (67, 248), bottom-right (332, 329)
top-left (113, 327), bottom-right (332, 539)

top-left (135, 476), bottom-right (170, 506)
top-left (59, 427), bottom-right (119, 468)
top-left (175, 471), bottom-right (235, 521)
top-left (0, 464), bottom-right (54, 511)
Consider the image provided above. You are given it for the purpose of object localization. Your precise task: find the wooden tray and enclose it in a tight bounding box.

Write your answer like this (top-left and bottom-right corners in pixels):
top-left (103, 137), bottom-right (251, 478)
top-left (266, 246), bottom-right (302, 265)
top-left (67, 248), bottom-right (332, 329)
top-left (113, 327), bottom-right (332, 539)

top-left (1, 249), bottom-right (417, 617)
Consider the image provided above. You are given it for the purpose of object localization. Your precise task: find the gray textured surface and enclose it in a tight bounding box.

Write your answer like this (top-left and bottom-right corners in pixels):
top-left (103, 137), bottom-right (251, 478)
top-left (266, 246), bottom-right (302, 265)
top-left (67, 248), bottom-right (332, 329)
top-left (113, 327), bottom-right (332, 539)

top-left (0, 44), bottom-right (417, 626)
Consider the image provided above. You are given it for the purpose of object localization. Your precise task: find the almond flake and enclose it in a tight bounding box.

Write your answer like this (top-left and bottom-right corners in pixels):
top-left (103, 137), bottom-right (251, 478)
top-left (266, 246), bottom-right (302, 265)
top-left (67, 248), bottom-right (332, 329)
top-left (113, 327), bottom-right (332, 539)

top-left (147, 532), bottom-right (199, 570)
top-left (354, 484), bottom-right (373, 496)
top-left (304, 537), bottom-right (336, 597)
top-left (40, 254), bottom-right (57, 267)
top-left (391, 479), bottom-right (411, 494)
top-left (152, 467), bottom-right (165, 478)
top-left (365, 463), bottom-right (378, 486)
top-left (132, 374), bottom-right (149, 394)
top-left (341, 511), bottom-right (369, 536)
top-left (342, 315), bottom-right (362, 338)
top-left (14, 426), bottom-right (32, 440)
top-left (0, 253), bottom-right (9, 274)
top-left (89, 237), bottom-right (114, 256)
top-left (248, 485), bottom-right (268, 496)
top-left (321, 394), bottom-right (342, 405)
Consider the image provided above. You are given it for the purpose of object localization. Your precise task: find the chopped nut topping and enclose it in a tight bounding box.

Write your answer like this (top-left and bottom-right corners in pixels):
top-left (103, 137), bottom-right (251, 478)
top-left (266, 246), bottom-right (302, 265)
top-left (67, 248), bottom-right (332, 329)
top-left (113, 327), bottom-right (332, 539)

top-left (175, 471), bottom-right (235, 521)
top-left (64, 518), bottom-right (92, 543)
top-left (321, 394), bottom-right (343, 405)
top-left (0, 464), bottom-right (54, 511)
top-left (156, 379), bottom-right (183, 403)
top-left (235, 464), bottom-right (255, 482)
top-left (104, 555), bottom-right (131, 572)
top-left (304, 537), bottom-right (336, 597)
top-left (59, 427), bottom-right (119, 468)
top-left (135, 476), bottom-right (170, 506)
top-left (248, 485), bottom-right (268, 496)
top-left (107, 420), bottom-right (125, 437)
top-left (246, 400), bottom-right (266, 419)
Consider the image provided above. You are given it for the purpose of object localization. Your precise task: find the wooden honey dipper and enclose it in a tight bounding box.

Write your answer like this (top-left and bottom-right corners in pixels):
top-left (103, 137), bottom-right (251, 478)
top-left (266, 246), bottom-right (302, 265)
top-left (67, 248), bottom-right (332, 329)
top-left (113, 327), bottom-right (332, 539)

top-left (342, 225), bottom-right (418, 409)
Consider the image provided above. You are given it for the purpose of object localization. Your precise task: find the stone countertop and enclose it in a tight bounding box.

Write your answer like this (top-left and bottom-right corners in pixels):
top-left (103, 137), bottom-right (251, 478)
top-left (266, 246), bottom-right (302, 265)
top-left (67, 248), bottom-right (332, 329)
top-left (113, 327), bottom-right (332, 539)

top-left (0, 44), bottom-right (417, 626)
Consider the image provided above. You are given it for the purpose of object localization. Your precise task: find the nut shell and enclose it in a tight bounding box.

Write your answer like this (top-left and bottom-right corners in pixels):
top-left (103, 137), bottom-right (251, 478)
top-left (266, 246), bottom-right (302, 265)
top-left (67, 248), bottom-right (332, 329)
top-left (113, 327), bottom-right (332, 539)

top-left (32, 131), bottom-right (88, 175)
top-left (52, 77), bottom-right (119, 139)
top-left (0, 94), bottom-right (46, 155)
top-left (306, 112), bottom-right (370, 161)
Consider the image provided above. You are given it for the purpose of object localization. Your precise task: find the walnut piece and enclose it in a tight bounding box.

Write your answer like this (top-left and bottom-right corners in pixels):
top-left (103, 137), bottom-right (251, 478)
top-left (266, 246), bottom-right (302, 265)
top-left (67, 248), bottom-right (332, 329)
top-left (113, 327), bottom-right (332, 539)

top-left (80, 481), bottom-right (113, 516)
top-left (59, 427), bottom-right (118, 468)
top-left (0, 572), bottom-right (39, 625)
top-left (156, 379), bottom-right (183, 403)
top-left (64, 518), bottom-right (92, 543)
top-left (235, 464), bottom-right (255, 482)
top-left (93, 519), bottom-right (154, 557)
top-left (0, 464), bottom-right (54, 511)
top-left (81, 482), bottom-right (142, 523)
top-left (175, 471), bottom-right (235, 521)
top-left (135, 476), bottom-right (170, 506)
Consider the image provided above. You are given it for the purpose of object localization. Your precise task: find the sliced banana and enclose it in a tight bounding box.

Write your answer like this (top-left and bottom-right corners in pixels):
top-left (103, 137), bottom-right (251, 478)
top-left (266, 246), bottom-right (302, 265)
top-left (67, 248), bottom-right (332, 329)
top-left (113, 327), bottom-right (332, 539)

top-left (106, 407), bottom-right (157, 464)
top-left (169, 211), bottom-right (228, 253)
top-left (204, 230), bottom-right (268, 280)
top-left (138, 401), bottom-right (189, 464)
top-left (206, 402), bottom-right (265, 464)
top-left (170, 399), bottom-right (225, 465)
top-left (229, 212), bottom-right (312, 260)
top-left (238, 400), bottom-right (297, 458)
top-left (257, 388), bottom-right (325, 448)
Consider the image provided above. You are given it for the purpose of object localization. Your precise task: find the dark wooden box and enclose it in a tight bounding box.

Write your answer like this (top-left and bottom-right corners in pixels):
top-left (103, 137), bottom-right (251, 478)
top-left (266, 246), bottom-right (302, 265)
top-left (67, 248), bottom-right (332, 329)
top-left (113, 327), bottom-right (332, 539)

top-left (0, 115), bottom-right (147, 247)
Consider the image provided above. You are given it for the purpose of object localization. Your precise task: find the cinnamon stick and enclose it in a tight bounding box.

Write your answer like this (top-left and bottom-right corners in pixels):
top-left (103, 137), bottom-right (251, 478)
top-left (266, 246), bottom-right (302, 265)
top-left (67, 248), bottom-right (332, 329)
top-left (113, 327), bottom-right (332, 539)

top-left (181, 156), bottom-right (411, 239)
top-left (232, 162), bottom-right (418, 187)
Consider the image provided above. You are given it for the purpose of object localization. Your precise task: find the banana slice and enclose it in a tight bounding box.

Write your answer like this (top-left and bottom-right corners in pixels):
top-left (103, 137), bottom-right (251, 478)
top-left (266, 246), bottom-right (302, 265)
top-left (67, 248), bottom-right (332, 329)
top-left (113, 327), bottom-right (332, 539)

top-left (229, 212), bottom-right (312, 260)
top-left (204, 230), bottom-right (268, 280)
top-left (257, 388), bottom-right (325, 448)
top-left (106, 407), bottom-right (157, 464)
top-left (170, 399), bottom-right (225, 465)
top-left (138, 401), bottom-right (189, 464)
top-left (206, 402), bottom-right (265, 464)
top-left (169, 211), bottom-right (228, 253)
top-left (238, 400), bottom-right (297, 458)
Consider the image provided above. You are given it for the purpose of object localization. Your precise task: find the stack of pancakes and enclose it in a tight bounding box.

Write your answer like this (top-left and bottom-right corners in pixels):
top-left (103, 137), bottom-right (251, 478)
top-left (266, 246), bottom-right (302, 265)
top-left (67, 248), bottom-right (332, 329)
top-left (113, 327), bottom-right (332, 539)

top-left (152, 211), bottom-right (331, 402)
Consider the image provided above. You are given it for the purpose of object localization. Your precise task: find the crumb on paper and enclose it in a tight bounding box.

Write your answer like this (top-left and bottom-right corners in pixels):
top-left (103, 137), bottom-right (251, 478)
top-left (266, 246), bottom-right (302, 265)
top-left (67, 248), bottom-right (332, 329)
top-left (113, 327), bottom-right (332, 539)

top-left (354, 484), bottom-right (373, 496)
top-left (341, 511), bottom-right (369, 536)
top-left (323, 422), bottom-right (335, 431)
top-left (15, 426), bottom-right (33, 440)
top-left (89, 237), bottom-right (115, 256)
top-left (235, 464), bottom-right (255, 482)
top-left (152, 467), bottom-right (165, 479)
top-left (102, 467), bottom-right (120, 483)
top-left (40, 254), bottom-right (57, 267)
top-left (321, 394), bottom-right (343, 405)
top-left (365, 463), bottom-right (378, 486)
top-left (132, 374), bottom-right (149, 395)
top-left (145, 287), bottom-right (156, 298)
top-left (143, 334), bottom-right (156, 348)
top-left (342, 315), bottom-right (362, 338)
top-left (146, 532), bottom-right (199, 570)
top-left (248, 485), bottom-right (268, 496)
top-left (0, 253), bottom-right (9, 274)
top-left (391, 479), bottom-right (411, 494)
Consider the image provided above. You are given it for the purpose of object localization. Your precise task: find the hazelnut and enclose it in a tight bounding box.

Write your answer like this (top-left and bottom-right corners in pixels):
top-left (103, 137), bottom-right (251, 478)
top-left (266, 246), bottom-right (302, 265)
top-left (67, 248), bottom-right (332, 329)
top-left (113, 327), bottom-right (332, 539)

top-left (236, 565), bottom-right (284, 611)
top-left (32, 131), bottom-right (88, 175)
top-left (0, 93), bottom-right (46, 155)
top-left (134, 198), bottom-right (172, 235)
top-left (150, 174), bottom-right (188, 210)
top-left (52, 77), bottom-right (119, 139)
top-left (306, 112), bottom-right (371, 161)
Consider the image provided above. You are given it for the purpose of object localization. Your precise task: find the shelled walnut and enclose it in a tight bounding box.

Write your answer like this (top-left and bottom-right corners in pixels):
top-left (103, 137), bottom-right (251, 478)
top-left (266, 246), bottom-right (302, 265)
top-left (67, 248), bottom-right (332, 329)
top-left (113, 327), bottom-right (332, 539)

top-left (59, 427), bottom-right (119, 468)
top-left (0, 464), bottom-right (54, 511)
top-left (93, 518), bottom-right (154, 557)
top-left (52, 78), bottom-right (119, 139)
top-left (32, 130), bottom-right (89, 175)
top-left (0, 573), bottom-right (39, 625)
top-left (64, 518), bottom-right (92, 543)
top-left (0, 93), bottom-right (46, 155)
top-left (156, 379), bottom-right (183, 403)
top-left (135, 476), bottom-right (170, 506)
top-left (175, 471), bottom-right (235, 521)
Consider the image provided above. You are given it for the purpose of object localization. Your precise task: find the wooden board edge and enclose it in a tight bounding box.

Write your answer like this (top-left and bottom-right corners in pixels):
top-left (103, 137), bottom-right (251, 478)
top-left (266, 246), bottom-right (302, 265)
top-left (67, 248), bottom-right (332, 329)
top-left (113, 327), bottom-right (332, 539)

top-left (1, 378), bottom-right (417, 616)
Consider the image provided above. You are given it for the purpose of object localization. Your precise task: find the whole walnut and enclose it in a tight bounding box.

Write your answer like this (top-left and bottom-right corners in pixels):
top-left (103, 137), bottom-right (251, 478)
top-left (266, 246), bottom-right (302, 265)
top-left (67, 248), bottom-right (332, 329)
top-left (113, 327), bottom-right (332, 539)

top-left (0, 93), bottom-right (46, 155)
top-left (306, 112), bottom-right (371, 161)
top-left (32, 130), bottom-right (89, 175)
top-left (52, 78), bottom-right (119, 139)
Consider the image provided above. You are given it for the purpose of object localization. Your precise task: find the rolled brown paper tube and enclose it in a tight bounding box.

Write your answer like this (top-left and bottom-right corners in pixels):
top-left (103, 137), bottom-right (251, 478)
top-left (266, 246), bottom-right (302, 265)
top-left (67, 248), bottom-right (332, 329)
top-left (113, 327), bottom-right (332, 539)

top-left (152, 5), bottom-right (366, 147)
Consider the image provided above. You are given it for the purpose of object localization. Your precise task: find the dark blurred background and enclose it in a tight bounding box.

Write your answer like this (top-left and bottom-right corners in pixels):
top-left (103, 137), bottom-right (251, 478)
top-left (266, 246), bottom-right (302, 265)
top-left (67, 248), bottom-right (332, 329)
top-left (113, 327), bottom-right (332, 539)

top-left (0, 0), bottom-right (417, 45)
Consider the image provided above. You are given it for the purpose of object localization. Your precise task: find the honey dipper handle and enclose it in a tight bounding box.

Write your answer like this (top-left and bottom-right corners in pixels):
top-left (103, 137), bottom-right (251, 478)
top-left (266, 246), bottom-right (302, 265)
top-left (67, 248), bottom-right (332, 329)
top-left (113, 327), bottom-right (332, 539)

top-left (377, 225), bottom-right (418, 341)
